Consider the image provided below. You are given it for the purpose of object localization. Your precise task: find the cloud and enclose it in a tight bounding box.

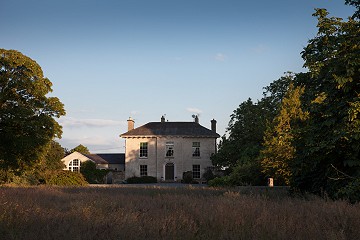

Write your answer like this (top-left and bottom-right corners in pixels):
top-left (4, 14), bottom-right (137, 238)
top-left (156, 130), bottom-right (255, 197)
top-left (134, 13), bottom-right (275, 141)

top-left (59, 117), bottom-right (126, 128)
top-left (215, 53), bottom-right (227, 61)
top-left (253, 44), bottom-right (268, 54)
top-left (187, 107), bottom-right (203, 115)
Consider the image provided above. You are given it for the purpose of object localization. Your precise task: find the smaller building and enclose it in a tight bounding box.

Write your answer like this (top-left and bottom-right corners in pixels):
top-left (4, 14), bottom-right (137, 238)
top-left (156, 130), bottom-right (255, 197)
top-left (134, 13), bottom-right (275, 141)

top-left (61, 151), bottom-right (125, 172)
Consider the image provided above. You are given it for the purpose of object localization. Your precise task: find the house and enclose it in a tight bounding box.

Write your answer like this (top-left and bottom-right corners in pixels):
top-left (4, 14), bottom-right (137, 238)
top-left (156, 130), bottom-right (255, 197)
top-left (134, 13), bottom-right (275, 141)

top-left (61, 152), bottom-right (125, 172)
top-left (120, 116), bottom-right (220, 182)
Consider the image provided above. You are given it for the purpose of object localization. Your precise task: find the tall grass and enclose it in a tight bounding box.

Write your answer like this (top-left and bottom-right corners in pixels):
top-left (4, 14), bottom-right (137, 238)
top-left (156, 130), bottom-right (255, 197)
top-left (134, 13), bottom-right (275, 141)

top-left (0, 185), bottom-right (359, 240)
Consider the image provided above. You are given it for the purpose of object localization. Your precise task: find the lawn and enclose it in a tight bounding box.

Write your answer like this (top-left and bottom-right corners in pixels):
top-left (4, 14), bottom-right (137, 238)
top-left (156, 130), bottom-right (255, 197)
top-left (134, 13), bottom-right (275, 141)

top-left (0, 185), bottom-right (359, 240)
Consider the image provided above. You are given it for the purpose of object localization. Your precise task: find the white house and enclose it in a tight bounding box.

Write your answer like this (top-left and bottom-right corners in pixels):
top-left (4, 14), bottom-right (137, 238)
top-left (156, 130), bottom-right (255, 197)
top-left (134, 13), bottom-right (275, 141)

top-left (120, 116), bottom-right (220, 182)
top-left (61, 152), bottom-right (125, 172)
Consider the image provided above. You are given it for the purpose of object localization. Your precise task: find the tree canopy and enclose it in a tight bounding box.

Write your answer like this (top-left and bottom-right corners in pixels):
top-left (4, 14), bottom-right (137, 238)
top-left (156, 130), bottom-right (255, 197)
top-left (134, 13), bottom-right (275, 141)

top-left (0, 49), bottom-right (65, 171)
top-left (211, 1), bottom-right (360, 201)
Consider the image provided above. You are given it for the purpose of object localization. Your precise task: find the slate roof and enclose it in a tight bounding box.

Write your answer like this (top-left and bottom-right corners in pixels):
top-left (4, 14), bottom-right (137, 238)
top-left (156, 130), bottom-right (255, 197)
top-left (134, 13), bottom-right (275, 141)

top-left (121, 122), bottom-right (220, 138)
top-left (85, 153), bottom-right (125, 165)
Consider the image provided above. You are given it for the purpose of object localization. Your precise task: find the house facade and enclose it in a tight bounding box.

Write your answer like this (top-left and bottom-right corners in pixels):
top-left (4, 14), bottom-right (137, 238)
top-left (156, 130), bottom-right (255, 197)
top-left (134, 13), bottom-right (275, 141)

top-left (120, 116), bottom-right (220, 182)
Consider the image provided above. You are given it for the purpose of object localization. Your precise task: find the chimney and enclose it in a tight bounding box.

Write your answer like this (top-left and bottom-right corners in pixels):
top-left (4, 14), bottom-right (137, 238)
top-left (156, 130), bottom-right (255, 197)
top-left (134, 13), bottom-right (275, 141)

top-left (127, 117), bottom-right (135, 131)
top-left (211, 119), bottom-right (217, 133)
top-left (161, 115), bottom-right (165, 123)
top-left (195, 115), bottom-right (199, 124)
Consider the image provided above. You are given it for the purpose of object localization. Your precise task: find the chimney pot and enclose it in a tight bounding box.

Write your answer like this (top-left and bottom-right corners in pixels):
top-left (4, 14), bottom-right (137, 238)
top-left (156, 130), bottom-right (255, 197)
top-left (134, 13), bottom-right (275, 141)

top-left (161, 115), bottom-right (165, 123)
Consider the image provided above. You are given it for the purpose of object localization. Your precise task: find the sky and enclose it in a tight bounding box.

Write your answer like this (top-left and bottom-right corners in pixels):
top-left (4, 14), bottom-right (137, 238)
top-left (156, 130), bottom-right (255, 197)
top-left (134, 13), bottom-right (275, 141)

top-left (1, 0), bottom-right (355, 153)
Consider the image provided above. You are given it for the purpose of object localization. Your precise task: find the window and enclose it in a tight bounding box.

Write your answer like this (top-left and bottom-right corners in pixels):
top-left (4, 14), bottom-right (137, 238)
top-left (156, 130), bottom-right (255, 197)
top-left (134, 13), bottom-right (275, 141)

top-left (193, 165), bottom-right (200, 179)
top-left (166, 142), bottom-right (174, 157)
top-left (140, 142), bottom-right (148, 158)
top-left (192, 142), bottom-right (200, 157)
top-left (140, 165), bottom-right (148, 176)
top-left (68, 159), bottom-right (80, 172)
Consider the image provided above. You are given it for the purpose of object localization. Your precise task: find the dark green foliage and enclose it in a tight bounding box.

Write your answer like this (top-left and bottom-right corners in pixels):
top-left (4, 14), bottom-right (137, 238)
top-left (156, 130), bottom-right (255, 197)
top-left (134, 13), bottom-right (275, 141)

top-left (46, 170), bottom-right (88, 186)
top-left (289, 7), bottom-right (360, 200)
top-left (182, 171), bottom-right (193, 184)
top-left (0, 49), bottom-right (65, 172)
top-left (126, 176), bottom-right (157, 184)
top-left (335, 179), bottom-right (360, 203)
top-left (208, 176), bottom-right (232, 187)
top-left (80, 161), bottom-right (108, 184)
top-left (42, 140), bottom-right (65, 171)
top-left (202, 168), bottom-right (215, 182)
top-left (70, 144), bottom-right (90, 155)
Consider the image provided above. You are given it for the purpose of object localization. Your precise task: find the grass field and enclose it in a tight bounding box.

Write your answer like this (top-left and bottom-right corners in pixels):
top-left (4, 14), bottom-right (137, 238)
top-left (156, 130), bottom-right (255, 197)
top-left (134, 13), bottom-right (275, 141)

top-left (0, 185), bottom-right (359, 240)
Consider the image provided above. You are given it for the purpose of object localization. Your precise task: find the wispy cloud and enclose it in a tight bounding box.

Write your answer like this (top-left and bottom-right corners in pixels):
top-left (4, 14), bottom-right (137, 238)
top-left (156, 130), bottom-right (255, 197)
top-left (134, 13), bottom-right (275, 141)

top-left (59, 117), bottom-right (126, 128)
top-left (215, 53), bottom-right (227, 62)
top-left (187, 107), bottom-right (203, 115)
top-left (253, 44), bottom-right (268, 54)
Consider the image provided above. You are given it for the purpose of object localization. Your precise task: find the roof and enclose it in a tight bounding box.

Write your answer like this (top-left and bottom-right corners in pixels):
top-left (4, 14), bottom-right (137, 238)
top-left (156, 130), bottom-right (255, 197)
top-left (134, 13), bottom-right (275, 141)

top-left (96, 154), bottom-right (125, 164)
top-left (121, 122), bottom-right (220, 138)
top-left (85, 153), bottom-right (125, 165)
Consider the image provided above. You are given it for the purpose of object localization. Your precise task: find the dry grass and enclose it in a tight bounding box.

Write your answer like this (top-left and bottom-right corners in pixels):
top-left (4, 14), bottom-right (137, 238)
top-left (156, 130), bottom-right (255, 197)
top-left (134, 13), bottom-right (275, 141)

top-left (0, 185), bottom-right (359, 240)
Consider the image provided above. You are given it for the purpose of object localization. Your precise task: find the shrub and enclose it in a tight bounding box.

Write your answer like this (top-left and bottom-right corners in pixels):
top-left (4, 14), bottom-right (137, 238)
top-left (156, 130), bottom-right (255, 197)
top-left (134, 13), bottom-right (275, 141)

top-left (182, 171), bottom-right (193, 184)
top-left (208, 176), bottom-right (233, 187)
top-left (335, 179), bottom-right (360, 203)
top-left (203, 168), bottom-right (215, 182)
top-left (126, 176), bottom-right (157, 184)
top-left (46, 170), bottom-right (88, 186)
top-left (80, 161), bottom-right (109, 184)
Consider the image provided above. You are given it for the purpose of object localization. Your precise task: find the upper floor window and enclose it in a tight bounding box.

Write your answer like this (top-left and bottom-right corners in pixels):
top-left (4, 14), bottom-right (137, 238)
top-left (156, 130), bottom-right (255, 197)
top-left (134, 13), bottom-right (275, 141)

top-left (140, 142), bottom-right (148, 158)
top-left (68, 159), bottom-right (80, 172)
top-left (192, 142), bottom-right (200, 157)
top-left (166, 142), bottom-right (174, 157)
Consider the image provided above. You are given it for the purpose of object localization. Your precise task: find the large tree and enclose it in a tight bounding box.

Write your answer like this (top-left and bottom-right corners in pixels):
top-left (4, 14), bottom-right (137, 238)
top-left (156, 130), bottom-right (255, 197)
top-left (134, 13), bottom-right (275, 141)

top-left (290, 6), bottom-right (360, 197)
top-left (0, 49), bottom-right (65, 172)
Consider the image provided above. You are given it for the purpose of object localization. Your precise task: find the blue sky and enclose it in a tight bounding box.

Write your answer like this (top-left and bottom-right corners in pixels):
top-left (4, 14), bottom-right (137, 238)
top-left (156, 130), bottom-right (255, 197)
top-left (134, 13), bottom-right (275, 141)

top-left (1, 0), bottom-right (355, 153)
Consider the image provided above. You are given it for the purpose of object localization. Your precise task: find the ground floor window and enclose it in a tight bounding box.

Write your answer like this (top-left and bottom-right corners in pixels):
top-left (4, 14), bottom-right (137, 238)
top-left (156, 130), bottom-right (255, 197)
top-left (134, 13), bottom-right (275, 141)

top-left (140, 165), bottom-right (148, 176)
top-left (68, 159), bottom-right (80, 172)
top-left (192, 164), bottom-right (200, 179)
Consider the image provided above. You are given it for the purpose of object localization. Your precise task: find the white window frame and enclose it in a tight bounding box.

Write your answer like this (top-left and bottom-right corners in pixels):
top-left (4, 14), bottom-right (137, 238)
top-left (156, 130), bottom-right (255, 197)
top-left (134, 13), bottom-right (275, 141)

top-left (68, 159), bottom-right (80, 172)
top-left (139, 142), bottom-right (148, 158)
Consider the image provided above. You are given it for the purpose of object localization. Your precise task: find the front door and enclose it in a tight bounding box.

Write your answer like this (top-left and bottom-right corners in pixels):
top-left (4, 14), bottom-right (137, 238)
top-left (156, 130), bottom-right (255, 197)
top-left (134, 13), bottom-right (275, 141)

top-left (165, 163), bottom-right (174, 181)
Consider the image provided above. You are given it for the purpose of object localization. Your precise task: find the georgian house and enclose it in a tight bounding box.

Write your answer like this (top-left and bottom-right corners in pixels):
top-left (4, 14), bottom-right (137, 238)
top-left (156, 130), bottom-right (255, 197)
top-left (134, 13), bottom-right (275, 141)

top-left (120, 116), bottom-right (220, 182)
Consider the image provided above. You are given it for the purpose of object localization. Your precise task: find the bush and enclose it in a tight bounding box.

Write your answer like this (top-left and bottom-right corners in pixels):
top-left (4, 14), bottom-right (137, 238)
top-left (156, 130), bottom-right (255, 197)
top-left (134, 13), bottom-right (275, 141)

top-left (182, 171), bottom-right (193, 184)
top-left (208, 176), bottom-right (233, 187)
top-left (335, 179), bottom-right (360, 203)
top-left (203, 168), bottom-right (215, 182)
top-left (46, 170), bottom-right (88, 186)
top-left (126, 176), bottom-right (157, 184)
top-left (80, 161), bottom-right (109, 184)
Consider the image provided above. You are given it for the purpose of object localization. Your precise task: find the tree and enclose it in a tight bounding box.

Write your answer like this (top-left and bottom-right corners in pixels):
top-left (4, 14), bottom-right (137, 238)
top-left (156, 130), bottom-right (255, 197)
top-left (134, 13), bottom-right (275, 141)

top-left (70, 144), bottom-right (90, 154)
top-left (290, 6), bottom-right (360, 198)
top-left (211, 75), bottom-right (292, 185)
top-left (0, 49), bottom-right (65, 172)
top-left (42, 140), bottom-right (65, 170)
top-left (261, 81), bottom-right (308, 185)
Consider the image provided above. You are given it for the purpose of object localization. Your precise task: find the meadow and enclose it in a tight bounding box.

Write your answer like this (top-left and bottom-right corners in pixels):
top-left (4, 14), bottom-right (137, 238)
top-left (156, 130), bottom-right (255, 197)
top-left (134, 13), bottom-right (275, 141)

top-left (0, 185), bottom-right (359, 240)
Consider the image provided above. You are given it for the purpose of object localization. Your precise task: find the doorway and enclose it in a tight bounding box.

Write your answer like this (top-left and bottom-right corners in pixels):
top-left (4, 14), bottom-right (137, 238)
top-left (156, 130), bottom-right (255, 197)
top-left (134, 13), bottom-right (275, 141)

top-left (165, 163), bottom-right (175, 181)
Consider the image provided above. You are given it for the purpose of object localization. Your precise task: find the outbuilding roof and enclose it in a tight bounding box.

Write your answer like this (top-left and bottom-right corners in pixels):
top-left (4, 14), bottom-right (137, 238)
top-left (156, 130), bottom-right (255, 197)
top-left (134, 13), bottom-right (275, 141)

top-left (85, 153), bottom-right (125, 165)
top-left (121, 122), bottom-right (220, 138)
